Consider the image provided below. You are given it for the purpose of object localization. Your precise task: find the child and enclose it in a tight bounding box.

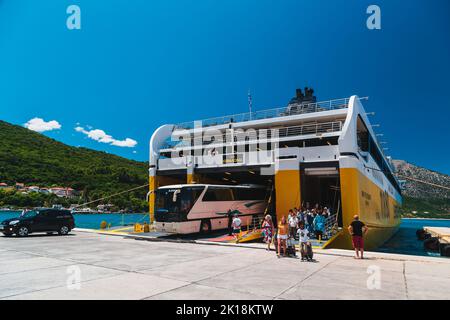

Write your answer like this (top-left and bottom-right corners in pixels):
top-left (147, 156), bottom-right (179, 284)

top-left (297, 223), bottom-right (313, 261)
top-left (231, 213), bottom-right (242, 243)
top-left (288, 209), bottom-right (298, 238)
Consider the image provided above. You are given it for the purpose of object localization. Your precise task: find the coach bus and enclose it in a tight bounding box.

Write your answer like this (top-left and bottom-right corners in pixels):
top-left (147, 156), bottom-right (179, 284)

top-left (154, 184), bottom-right (268, 234)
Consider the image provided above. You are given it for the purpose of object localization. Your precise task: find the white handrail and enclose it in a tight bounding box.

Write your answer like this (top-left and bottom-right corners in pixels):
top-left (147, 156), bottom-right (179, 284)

top-left (164, 120), bottom-right (343, 150)
top-left (175, 97), bottom-right (367, 130)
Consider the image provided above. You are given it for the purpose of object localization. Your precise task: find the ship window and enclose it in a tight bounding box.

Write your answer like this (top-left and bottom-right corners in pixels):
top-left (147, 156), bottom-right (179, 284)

top-left (355, 116), bottom-right (401, 194)
top-left (357, 116), bottom-right (369, 152)
top-left (160, 152), bottom-right (171, 158)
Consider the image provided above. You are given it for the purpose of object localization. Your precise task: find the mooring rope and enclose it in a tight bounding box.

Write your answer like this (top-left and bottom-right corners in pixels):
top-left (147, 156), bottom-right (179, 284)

top-left (73, 183), bottom-right (150, 209)
top-left (363, 165), bottom-right (450, 191)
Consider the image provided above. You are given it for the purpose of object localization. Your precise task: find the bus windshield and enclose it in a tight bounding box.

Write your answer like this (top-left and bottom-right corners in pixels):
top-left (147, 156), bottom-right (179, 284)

top-left (155, 186), bottom-right (204, 222)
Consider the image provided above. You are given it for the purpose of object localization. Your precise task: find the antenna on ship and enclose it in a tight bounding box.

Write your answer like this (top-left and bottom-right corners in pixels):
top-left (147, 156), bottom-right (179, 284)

top-left (248, 89), bottom-right (253, 120)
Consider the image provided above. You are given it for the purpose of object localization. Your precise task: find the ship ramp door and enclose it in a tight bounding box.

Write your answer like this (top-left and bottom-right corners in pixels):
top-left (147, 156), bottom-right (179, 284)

top-left (300, 164), bottom-right (342, 229)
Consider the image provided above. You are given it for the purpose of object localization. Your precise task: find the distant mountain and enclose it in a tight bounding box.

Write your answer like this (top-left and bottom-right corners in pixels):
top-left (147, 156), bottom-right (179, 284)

top-left (393, 160), bottom-right (450, 217)
top-left (0, 120), bottom-right (148, 211)
top-left (393, 160), bottom-right (450, 199)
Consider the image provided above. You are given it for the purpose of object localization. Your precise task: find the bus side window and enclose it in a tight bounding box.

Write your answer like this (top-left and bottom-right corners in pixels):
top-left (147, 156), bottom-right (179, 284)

top-left (203, 187), bottom-right (233, 201)
top-left (234, 188), bottom-right (265, 201)
top-left (234, 188), bottom-right (251, 200)
top-left (219, 189), bottom-right (233, 201)
top-left (254, 189), bottom-right (266, 200)
top-left (203, 188), bottom-right (217, 201)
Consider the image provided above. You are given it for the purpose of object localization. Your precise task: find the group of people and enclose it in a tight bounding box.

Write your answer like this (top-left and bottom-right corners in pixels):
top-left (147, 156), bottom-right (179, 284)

top-left (261, 213), bottom-right (313, 259)
top-left (283, 204), bottom-right (332, 240)
top-left (228, 205), bottom-right (368, 260)
top-left (259, 205), bottom-right (368, 260)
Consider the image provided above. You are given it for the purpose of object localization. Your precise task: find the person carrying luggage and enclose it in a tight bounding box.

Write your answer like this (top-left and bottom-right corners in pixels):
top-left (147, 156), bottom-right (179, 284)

top-left (297, 223), bottom-right (313, 261)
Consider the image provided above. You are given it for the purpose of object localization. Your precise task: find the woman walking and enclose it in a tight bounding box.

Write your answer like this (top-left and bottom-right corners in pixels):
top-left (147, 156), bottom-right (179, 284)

top-left (262, 215), bottom-right (275, 251)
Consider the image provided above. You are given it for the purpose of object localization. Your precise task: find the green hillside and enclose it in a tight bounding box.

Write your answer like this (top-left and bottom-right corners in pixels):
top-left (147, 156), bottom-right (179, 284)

top-left (399, 197), bottom-right (450, 219)
top-left (0, 120), bottom-right (148, 211)
top-left (393, 160), bottom-right (450, 218)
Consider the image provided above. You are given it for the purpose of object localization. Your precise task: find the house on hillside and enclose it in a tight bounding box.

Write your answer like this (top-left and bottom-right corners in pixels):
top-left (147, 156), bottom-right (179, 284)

top-left (49, 187), bottom-right (77, 198)
top-left (39, 188), bottom-right (50, 194)
top-left (0, 183), bottom-right (8, 189)
top-left (27, 186), bottom-right (40, 193)
top-left (15, 183), bottom-right (24, 190)
top-left (97, 204), bottom-right (114, 213)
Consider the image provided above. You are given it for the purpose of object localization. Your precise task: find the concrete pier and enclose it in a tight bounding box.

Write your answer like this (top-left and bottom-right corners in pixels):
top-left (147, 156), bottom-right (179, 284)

top-left (0, 231), bottom-right (449, 300)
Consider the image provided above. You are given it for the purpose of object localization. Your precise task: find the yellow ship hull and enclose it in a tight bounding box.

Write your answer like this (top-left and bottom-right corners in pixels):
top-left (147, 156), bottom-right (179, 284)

top-left (325, 168), bottom-right (401, 251)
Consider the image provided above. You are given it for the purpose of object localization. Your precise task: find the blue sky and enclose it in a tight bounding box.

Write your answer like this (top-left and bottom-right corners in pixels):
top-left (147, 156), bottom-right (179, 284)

top-left (0, 0), bottom-right (449, 174)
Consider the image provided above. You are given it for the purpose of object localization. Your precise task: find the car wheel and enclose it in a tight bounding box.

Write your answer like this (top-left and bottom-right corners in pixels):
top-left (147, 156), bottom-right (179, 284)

top-left (3, 232), bottom-right (13, 237)
top-left (17, 226), bottom-right (29, 237)
top-left (199, 220), bottom-right (211, 234)
top-left (58, 225), bottom-right (70, 235)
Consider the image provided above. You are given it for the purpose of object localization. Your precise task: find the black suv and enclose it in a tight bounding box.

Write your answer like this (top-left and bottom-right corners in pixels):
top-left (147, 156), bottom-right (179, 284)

top-left (0, 208), bottom-right (75, 237)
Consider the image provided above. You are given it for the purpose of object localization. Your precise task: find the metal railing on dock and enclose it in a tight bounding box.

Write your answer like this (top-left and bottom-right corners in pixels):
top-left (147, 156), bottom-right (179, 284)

top-left (324, 213), bottom-right (340, 240)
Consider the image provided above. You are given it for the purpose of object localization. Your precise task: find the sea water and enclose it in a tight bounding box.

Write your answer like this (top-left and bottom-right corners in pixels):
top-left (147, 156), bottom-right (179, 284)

top-left (0, 211), bottom-right (149, 229)
top-left (376, 218), bottom-right (450, 256)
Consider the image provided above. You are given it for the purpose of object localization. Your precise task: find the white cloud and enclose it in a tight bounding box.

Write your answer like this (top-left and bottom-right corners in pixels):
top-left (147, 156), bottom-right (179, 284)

top-left (24, 118), bottom-right (62, 132)
top-left (74, 126), bottom-right (137, 148)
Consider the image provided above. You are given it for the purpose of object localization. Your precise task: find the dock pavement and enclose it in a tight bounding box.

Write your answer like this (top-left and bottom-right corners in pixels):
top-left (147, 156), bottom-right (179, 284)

top-left (0, 230), bottom-right (449, 300)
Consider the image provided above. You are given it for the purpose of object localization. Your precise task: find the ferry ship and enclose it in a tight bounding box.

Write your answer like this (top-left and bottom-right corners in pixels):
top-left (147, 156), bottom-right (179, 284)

top-left (148, 88), bottom-right (402, 250)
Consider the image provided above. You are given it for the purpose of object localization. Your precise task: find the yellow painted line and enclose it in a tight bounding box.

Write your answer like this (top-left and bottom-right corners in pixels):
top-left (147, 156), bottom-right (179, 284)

top-left (109, 226), bottom-right (134, 233)
top-left (237, 231), bottom-right (263, 243)
top-left (321, 230), bottom-right (344, 249)
top-left (92, 229), bottom-right (130, 236)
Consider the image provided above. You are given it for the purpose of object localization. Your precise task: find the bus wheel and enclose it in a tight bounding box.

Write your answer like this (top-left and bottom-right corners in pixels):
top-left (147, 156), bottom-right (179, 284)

top-left (200, 220), bottom-right (211, 234)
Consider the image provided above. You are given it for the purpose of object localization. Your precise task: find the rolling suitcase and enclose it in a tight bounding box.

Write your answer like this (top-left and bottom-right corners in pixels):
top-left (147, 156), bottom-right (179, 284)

top-left (301, 243), bottom-right (313, 261)
top-left (286, 237), bottom-right (297, 257)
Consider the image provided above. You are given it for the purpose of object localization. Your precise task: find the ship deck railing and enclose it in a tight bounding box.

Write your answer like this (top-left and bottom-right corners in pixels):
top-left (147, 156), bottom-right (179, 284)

top-left (162, 120), bottom-right (343, 150)
top-left (157, 150), bottom-right (275, 170)
top-left (157, 145), bottom-right (340, 171)
top-left (174, 97), bottom-right (366, 130)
